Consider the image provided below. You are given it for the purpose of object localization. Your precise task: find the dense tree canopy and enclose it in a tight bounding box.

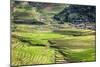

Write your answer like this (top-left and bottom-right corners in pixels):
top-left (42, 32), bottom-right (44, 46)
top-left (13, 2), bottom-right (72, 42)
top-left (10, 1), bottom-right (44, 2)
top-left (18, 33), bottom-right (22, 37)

top-left (54, 5), bottom-right (96, 23)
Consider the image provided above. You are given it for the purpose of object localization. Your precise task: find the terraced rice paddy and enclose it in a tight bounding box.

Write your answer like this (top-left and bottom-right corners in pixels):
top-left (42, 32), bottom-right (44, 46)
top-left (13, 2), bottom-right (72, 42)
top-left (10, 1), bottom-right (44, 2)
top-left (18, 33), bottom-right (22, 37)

top-left (11, 24), bottom-right (96, 66)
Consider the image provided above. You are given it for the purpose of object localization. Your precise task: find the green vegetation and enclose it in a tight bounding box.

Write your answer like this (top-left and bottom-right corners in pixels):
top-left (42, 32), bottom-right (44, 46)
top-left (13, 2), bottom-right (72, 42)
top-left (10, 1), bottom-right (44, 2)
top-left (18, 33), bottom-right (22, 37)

top-left (58, 48), bottom-right (95, 62)
top-left (11, 1), bottom-right (96, 66)
top-left (12, 46), bottom-right (55, 66)
top-left (11, 24), bottom-right (96, 66)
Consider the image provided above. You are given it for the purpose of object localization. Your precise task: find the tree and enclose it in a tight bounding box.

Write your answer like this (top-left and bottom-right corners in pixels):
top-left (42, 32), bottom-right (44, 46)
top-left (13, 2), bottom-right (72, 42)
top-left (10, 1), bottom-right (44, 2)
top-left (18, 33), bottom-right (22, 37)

top-left (54, 5), bottom-right (96, 23)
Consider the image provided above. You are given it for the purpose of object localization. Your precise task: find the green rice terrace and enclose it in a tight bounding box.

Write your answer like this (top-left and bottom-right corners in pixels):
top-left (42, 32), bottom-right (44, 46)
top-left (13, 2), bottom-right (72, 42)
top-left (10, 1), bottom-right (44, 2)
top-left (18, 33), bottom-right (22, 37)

top-left (11, 1), bottom-right (96, 66)
top-left (11, 24), bottom-right (96, 66)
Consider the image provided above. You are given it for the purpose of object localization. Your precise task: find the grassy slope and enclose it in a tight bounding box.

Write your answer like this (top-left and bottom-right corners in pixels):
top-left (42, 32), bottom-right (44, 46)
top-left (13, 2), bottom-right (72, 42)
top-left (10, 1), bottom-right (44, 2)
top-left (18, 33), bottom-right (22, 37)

top-left (11, 24), bottom-right (96, 66)
top-left (12, 38), bottom-right (55, 66)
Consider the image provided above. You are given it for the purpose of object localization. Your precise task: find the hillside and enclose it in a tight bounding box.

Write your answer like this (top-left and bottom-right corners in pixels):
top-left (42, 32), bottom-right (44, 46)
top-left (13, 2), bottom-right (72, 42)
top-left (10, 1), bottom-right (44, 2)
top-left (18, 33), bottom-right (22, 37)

top-left (12, 1), bottom-right (96, 25)
top-left (11, 1), bottom-right (96, 66)
top-left (54, 5), bottom-right (96, 23)
top-left (12, 1), bottom-right (67, 24)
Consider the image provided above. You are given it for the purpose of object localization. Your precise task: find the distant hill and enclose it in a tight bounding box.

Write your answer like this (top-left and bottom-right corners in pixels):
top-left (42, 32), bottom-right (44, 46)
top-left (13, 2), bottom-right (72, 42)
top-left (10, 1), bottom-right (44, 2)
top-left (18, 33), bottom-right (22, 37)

top-left (12, 1), bottom-right (96, 25)
top-left (54, 5), bottom-right (96, 23)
